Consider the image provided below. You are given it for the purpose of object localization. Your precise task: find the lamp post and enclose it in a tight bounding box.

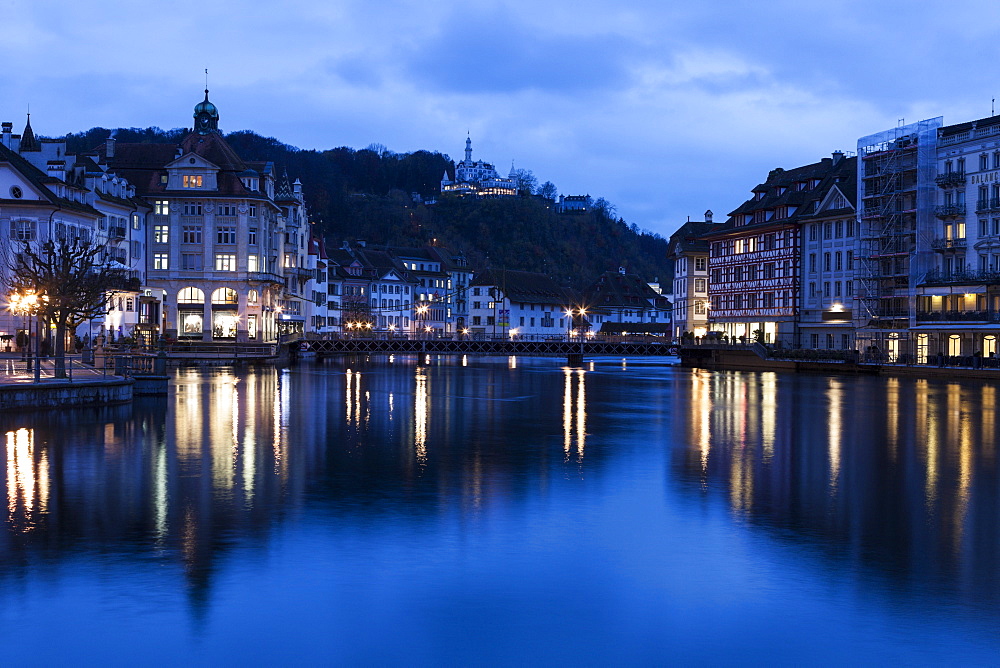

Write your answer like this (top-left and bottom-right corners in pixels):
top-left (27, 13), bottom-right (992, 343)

top-left (8, 291), bottom-right (39, 374)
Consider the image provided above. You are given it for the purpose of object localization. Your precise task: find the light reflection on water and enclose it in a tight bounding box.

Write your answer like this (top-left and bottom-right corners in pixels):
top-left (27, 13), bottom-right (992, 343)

top-left (0, 358), bottom-right (998, 663)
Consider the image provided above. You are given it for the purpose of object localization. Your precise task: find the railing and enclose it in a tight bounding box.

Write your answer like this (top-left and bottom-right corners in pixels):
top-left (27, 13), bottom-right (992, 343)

top-left (930, 237), bottom-right (967, 250)
top-left (920, 268), bottom-right (1000, 285)
top-left (976, 198), bottom-right (1000, 213)
top-left (935, 172), bottom-right (966, 188)
top-left (933, 204), bottom-right (967, 217)
top-left (915, 310), bottom-right (1000, 322)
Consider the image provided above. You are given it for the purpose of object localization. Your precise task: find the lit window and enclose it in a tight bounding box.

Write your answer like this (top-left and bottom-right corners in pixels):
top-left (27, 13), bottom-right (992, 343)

top-left (248, 254), bottom-right (259, 272)
top-left (215, 254), bottom-right (237, 271)
top-left (154, 200), bottom-right (169, 215)
top-left (153, 225), bottom-right (169, 243)
top-left (183, 175), bottom-right (203, 188)
top-left (153, 252), bottom-right (169, 270)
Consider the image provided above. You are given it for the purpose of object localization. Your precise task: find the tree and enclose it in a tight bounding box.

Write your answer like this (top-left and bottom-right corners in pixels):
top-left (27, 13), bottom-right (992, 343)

top-left (510, 168), bottom-right (537, 195)
top-left (6, 237), bottom-right (130, 377)
top-left (537, 181), bottom-right (558, 201)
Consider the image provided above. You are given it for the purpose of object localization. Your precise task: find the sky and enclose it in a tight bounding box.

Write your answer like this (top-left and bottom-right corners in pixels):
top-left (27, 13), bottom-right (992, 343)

top-left (4, 0), bottom-right (1000, 238)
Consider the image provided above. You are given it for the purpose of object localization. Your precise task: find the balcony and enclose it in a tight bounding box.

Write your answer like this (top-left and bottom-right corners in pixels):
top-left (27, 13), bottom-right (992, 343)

top-left (108, 226), bottom-right (127, 240)
top-left (975, 198), bottom-right (1000, 213)
top-left (933, 204), bottom-right (966, 218)
top-left (934, 172), bottom-right (966, 188)
top-left (930, 237), bottom-right (966, 251)
top-left (916, 310), bottom-right (1000, 323)
top-left (920, 268), bottom-right (1000, 286)
top-left (248, 271), bottom-right (283, 284)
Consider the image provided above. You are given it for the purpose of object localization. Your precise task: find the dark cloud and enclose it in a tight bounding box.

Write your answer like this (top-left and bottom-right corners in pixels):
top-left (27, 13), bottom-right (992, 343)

top-left (403, 11), bottom-right (635, 94)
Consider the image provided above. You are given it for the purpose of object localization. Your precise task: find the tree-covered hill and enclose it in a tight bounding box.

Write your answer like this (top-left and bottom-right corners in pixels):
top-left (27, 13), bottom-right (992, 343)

top-left (62, 127), bottom-right (670, 287)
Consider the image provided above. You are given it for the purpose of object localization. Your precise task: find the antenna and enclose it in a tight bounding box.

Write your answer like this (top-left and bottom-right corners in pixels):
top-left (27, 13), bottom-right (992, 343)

top-left (993, 98), bottom-right (996, 116)
top-left (205, 68), bottom-right (209, 90)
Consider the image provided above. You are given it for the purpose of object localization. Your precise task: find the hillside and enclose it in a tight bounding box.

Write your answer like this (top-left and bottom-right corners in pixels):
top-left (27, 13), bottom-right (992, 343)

top-left (63, 127), bottom-right (670, 287)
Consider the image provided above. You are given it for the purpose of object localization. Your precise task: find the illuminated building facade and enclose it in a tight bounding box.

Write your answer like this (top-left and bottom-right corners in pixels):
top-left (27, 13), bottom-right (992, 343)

top-left (100, 91), bottom-right (304, 343)
top-left (667, 213), bottom-right (722, 339)
top-left (469, 269), bottom-right (573, 338)
top-left (706, 153), bottom-right (854, 345)
top-left (440, 136), bottom-right (516, 198)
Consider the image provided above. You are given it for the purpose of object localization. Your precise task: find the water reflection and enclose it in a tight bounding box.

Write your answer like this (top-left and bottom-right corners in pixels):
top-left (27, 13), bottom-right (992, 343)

top-left (562, 368), bottom-right (587, 462)
top-left (674, 371), bottom-right (1000, 606)
top-left (5, 428), bottom-right (47, 531)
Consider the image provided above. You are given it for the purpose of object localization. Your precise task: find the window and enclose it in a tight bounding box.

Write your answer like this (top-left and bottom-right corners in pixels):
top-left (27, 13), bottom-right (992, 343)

top-left (809, 253), bottom-right (817, 273)
top-left (248, 205), bottom-right (257, 217)
top-left (132, 214), bottom-right (141, 230)
top-left (249, 227), bottom-right (258, 245)
top-left (215, 254), bottom-right (237, 271)
top-left (823, 223), bottom-right (832, 239)
top-left (248, 290), bottom-right (259, 305)
top-left (183, 202), bottom-right (203, 216)
top-left (248, 254), bottom-right (259, 272)
top-left (11, 219), bottom-right (35, 241)
top-left (809, 282), bottom-right (817, 297)
top-left (131, 240), bottom-right (142, 259)
top-left (183, 175), bottom-right (203, 188)
top-left (154, 200), bottom-right (169, 215)
top-left (981, 154), bottom-right (989, 171)
top-left (694, 257), bottom-right (706, 271)
top-left (218, 204), bottom-right (236, 216)
top-left (153, 225), bottom-right (169, 243)
top-left (834, 281), bottom-right (842, 296)
top-left (216, 226), bottom-right (236, 244)
top-left (763, 293), bottom-right (774, 308)
top-left (809, 224), bottom-right (817, 241)
top-left (835, 221), bottom-right (843, 238)
top-left (846, 220), bottom-right (854, 236)
top-left (694, 278), bottom-right (707, 293)
top-left (181, 253), bottom-right (202, 270)
top-left (835, 252), bottom-right (843, 271)
top-left (824, 281), bottom-right (831, 297)
top-left (182, 226), bottom-right (202, 243)
top-left (153, 252), bottom-right (169, 270)
top-left (824, 252), bottom-right (831, 271)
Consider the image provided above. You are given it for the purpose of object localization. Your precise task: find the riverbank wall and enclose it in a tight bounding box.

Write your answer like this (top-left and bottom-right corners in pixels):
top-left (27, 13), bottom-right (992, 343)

top-left (0, 377), bottom-right (134, 411)
top-left (680, 346), bottom-right (1000, 380)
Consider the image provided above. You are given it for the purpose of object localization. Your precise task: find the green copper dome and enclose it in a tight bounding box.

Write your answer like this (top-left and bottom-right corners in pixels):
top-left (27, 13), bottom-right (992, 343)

top-left (193, 89), bottom-right (219, 134)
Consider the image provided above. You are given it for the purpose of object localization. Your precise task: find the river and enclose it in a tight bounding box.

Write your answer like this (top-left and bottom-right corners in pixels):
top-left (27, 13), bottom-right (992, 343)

top-left (0, 356), bottom-right (997, 664)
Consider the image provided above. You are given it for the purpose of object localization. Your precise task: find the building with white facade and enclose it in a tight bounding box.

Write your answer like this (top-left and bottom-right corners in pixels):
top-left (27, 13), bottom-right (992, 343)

top-left (440, 137), bottom-right (516, 198)
top-left (100, 91), bottom-right (305, 343)
top-left (469, 269), bottom-right (572, 338)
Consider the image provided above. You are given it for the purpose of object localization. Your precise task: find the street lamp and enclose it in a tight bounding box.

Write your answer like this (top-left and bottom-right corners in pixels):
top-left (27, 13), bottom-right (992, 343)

top-left (8, 291), bottom-right (39, 372)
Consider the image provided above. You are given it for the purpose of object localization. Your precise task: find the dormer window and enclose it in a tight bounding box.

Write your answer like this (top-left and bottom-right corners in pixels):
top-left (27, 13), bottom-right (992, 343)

top-left (183, 175), bottom-right (203, 188)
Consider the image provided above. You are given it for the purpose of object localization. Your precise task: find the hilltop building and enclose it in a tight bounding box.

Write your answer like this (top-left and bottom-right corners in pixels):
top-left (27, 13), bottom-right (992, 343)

top-left (440, 136), bottom-right (516, 198)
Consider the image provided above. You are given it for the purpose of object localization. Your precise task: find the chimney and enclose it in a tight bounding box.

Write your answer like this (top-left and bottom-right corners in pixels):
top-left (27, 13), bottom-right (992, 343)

top-left (705, 209), bottom-right (713, 223)
top-left (1, 122), bottom-right (11, 149)
top-left (832, 150), bottom-right (844, 165)
top-left (106, 136), bottom-right (115, 159)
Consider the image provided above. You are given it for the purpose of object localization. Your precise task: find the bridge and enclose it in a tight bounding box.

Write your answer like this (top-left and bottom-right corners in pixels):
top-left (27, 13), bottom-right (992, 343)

top-left (300, 336), bottom-right (679, 364)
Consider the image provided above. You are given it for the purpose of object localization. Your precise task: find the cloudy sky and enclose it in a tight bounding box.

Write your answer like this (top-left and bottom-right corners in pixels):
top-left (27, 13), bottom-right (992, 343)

top-left (4, 1), bottom-right (999, 237)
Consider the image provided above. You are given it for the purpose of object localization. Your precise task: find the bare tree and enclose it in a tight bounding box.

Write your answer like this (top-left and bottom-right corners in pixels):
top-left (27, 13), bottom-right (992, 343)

top-left (510, 168), bottom-right (537, 195)
top-left (6, 237), bottom-right (131, 377)
top-left (537, 181), bottom-right (558, 201)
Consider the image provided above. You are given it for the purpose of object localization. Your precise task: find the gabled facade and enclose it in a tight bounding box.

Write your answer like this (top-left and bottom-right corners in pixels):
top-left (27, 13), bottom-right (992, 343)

top-left (100, 91), bottom-right (296, 343)
top-left (469, 270), bottom-right (572, 338)
top-left (706, 153), bottom-right (853, 345)
top-left (667, 213), bottom-right (722, 339)
top-left (583, 268), bottom-right (669, 332)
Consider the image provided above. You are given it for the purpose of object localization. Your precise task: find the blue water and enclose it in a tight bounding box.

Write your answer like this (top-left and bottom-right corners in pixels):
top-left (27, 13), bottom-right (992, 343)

top-left (0, 357), bottom-right (997, 665)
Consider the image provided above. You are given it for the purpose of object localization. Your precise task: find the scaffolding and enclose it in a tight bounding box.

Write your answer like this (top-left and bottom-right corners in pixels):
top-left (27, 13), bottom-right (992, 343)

top-left (855, 118), bottom-right (942, 355)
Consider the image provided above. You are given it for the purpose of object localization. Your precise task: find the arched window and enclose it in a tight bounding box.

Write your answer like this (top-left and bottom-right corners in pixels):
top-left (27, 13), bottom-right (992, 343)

top-left (177, 287), bottom-right (204, 304)
top-left (949, 334), bottom-right (962, 357)
top-left (247, 289), bottom-right (259, 305)
top-left (211, 287), bottom-right (239, 305)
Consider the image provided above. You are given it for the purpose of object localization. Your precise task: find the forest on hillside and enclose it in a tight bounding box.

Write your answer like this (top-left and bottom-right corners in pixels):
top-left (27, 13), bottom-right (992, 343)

top-left (63, 127), bottom-right (671, 288)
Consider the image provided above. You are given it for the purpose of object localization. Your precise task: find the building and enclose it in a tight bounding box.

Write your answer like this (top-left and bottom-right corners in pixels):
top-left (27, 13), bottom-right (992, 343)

top-left (0, 117), bottom-right (152, 346)
top-left (706, 153), bottom-right (856, 345)
top-left (855, 118), bottom-right (942, 361)
top-left (583, 268), bottom-right (670, 334)
top-left (99, 90), bottom-right (303, 343)
top-left (909, 114), bottom-right (1000, 360)
top-left (796, 154), bottom-right (858, 351)
top-left (469, 270), bottom-right (572, 338)
top-left (555, 195), bottom-right (592, 214)
top-left (667, 212), bottom-right (722, 339)
top-left (440, 137), bottom-right (516, 198)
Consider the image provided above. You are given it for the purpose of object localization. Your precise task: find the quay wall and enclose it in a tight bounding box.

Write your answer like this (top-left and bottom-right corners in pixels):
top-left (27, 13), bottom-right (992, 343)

top-left (0, 378), bottom-right (134, 412)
